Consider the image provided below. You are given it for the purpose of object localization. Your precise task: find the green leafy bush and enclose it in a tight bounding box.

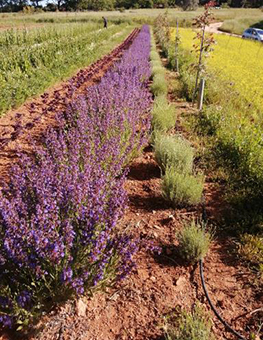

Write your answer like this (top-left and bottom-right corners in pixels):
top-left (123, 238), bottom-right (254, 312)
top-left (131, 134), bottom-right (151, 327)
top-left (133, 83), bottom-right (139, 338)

top-left (162, 167), bottom-right (204, 207)
top-left (163, 305), bottom-right (215, 340)
top-left (155, 134), bottom-right (193, 173)
top-left (177, 220), bottom-right (212, 264)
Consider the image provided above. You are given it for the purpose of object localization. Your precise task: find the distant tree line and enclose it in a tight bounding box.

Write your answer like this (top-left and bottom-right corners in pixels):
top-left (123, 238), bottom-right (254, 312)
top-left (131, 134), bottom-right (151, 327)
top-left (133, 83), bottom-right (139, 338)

top-left (0, 0), bottom-right (262, 13)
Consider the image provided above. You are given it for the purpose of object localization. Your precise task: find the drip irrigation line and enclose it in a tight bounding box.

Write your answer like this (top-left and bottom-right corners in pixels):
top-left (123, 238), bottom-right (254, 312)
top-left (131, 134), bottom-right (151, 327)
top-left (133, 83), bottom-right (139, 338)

top-left (200, 194), bottom-right (247, 340)
top-left (199, 259), bottom-right (246, 340)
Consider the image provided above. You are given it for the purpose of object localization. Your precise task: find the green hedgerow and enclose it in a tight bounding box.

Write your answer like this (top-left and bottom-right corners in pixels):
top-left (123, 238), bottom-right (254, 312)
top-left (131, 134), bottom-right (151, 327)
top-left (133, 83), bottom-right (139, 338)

top-left (163, 304), bottom-right (215, 340)
top-left (162, 167), bottom-right (204, 207)
top-left (154, 134), bottom-right (193, 173)
top-left (177, 220), bottom-right (212, 264)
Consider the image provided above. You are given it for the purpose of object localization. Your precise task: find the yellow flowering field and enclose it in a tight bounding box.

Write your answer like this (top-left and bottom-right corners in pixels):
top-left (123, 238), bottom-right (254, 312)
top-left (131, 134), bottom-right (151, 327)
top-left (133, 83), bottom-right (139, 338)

top-left (171, 28), bottom-right (263, 113)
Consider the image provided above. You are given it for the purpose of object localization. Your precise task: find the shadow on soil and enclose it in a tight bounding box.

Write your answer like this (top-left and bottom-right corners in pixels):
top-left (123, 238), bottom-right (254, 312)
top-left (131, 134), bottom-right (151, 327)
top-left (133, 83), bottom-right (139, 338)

top-left (152, 243), bottom-right (185, 268)
top-left (151, 335), bottom-right (165, 340)
top-left (128, 160), bottom-right (160, 181)
top-left (128, 194), bottom-right (169, 211)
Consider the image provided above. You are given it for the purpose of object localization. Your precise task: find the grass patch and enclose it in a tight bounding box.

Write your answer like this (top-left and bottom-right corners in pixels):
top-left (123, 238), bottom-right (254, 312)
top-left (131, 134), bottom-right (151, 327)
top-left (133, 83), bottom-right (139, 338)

top-left (220, 17), bottom-right (263, 35)
top-left (162, 167), bottom-right (204, 208)
top-left (177, 220), bottom-right (212, 264)
top-left (163, 304), bottom-right (215, 340)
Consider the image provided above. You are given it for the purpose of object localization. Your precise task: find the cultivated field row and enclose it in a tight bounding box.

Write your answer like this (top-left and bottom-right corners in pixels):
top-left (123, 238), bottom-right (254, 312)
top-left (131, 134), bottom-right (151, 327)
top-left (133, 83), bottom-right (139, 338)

top-left (0, 9), bottom-right (262, 339)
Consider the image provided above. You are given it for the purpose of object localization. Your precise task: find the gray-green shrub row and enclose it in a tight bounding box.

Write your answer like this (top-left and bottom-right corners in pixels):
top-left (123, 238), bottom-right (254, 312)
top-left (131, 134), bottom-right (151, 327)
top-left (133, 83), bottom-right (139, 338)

top-left (150, 31), bottom-right (213, 338)
top-left (150, 31), bottom-right (203, 208)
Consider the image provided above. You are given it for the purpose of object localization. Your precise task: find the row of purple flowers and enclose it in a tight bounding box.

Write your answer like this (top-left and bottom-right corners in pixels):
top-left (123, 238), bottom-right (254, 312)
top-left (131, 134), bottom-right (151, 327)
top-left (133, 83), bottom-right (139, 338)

top-left (0, 25), bottom-right (152, 329)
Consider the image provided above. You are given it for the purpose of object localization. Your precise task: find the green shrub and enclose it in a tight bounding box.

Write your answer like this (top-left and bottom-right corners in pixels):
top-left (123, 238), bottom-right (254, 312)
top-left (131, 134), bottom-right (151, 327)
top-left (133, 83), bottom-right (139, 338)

top-left (152, 97), bottom-right (176, 133)
top-left (154, 134), bottom-right (193, 173)
top-left (150, 50), bottom-right (160, 61)
top-left (151, 65), bottom-right (166, 78)
top-left (150, 59), bottom-right (161, 67)
top-left (163, 305), bottom-right (215, 340)
top-left (177, 220), bottom-right (212, 264)
top-left (151, 73), bottom-right (167, 97)
top-left (162, 167), bottom-right (204, 207)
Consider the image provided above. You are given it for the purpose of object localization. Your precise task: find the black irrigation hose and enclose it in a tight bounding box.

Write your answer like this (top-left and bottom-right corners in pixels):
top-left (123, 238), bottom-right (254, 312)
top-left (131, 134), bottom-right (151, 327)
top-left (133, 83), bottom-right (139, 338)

top-left (199, 259), bottom-right (247, 340)
top-left (200, 194), bottom-right (247, 340)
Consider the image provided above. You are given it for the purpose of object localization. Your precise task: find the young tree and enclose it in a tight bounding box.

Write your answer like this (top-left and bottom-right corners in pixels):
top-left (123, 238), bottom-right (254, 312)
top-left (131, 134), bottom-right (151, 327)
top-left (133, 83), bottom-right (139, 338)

top-left (191, 1), bottom-right (215, 104)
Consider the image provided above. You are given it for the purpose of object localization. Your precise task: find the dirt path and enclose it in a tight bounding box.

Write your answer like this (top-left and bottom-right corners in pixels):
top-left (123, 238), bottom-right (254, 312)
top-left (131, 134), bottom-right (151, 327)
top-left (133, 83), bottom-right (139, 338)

top-left (206, 22), bottom-right (240, 37)
top-left (0, 28), bottom-right (139, 186)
